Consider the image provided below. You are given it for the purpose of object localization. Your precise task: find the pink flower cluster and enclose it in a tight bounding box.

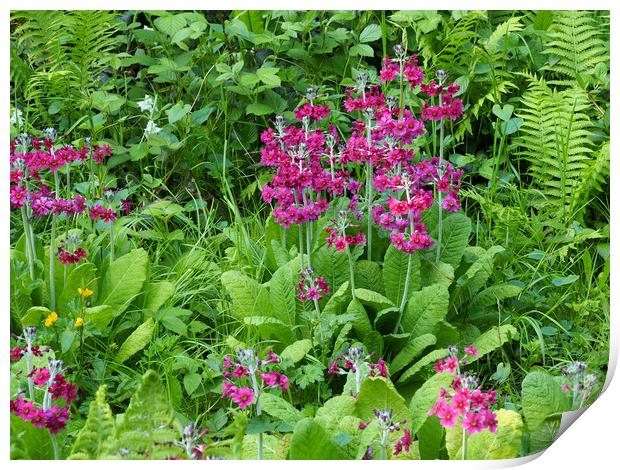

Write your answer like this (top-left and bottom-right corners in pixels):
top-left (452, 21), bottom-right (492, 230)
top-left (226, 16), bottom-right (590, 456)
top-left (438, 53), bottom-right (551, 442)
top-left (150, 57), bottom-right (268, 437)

top-left (420, 81), bottom-right (463, 121)
top-left (221, 349), bottom-right (289, 410)
top-left (89, 203), bottom-right (116, 223)
top-left (57, 247), bottom-right (87, 265)
top-left (297, 268), bottom-right (330, 301)
top-left (294, 103), bottom-right (331, 122)
top-left (91, 144), bottom-right (112, 164)
top-left (379, 53), bottom-right (425, 89)
top-left (10, 398), bottom-right (71, 434)
top-left (428, 345), bottom-right (498, 435)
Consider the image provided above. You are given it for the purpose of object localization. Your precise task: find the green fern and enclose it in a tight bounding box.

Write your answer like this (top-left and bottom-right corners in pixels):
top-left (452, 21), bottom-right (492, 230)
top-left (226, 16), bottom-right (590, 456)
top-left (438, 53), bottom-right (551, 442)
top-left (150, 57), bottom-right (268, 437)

top-left (516, 76), bottom-right (599, 221)
top-left (543, 10), bottom-right (609, 85)
top-left (68, 370), bottom-right (184, 460)
top-left (11, 10), bottom-right (120, 118)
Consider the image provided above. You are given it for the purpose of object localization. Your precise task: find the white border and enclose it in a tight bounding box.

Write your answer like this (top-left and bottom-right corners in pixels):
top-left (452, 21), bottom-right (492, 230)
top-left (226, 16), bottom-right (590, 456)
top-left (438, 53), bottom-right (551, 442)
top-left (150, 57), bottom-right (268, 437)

top-left (2, 1), bottom-right (617, 468)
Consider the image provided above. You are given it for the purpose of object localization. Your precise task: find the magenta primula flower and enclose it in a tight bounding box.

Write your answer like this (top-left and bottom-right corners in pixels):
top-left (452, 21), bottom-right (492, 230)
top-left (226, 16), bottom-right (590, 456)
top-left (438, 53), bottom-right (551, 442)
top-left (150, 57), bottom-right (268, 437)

top-left (231, 387), bottom-right (255, 409)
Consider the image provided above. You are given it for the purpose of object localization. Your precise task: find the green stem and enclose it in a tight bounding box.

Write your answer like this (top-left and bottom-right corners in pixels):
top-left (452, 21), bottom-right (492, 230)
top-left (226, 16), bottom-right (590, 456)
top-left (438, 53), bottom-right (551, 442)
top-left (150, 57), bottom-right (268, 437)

top-left (346, 245), bottom-right (356, 299)
top-left (393, 254), bottom-right (413, 334)
top-left (436, 102), bottom-right (445, 263)
top-left (49, 172), bottom-right (60, 311)
top-left (109, 221), bottom-right (115, 263)
top-left (462, 427), bottom-right (468, 460)
top-left (51, 433), bottom-right (60, 460)
top-left (21, 206), bottom-right (35, 280)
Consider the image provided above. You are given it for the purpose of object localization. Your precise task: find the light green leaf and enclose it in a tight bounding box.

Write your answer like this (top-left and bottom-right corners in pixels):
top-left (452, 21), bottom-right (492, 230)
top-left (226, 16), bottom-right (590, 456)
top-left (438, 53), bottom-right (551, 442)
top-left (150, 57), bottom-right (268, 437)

top-left (384, 247), bottom-right (420, 305)
top-left (59, 262), bottom-right (97, 309)
top-left (261, 393), bottom-right (302, 425)
top-left (183, 373), bottom-right (201, 395)
top-left (359, 24), bottom-right (382, 43)
top-left (99, 249), bottom-right (149, 317)
top-left (115, 317), bottom-right (155, 364)
top-left (143, 281), bottom-right (176, 313)
top-left (68, 386), bottom-right (115, 459)
top-left (398, 348), bottom-right (449, 384)
top-left (435, 213), bottom-right (471, 269)
top-left (289, 418), bottom-right (346, 459)
top-left (256, 67), bottom-right (281, 87)
top-left (409, 372), bottom-right (454, 435)
top-left (167, 102), bottom-right (191, 124)
top-left (402, 284), bottom-right (449, 337)
top-left (280, 339), bottom-right (313, 363)
top-left (346, 298), bottom-right (373, 339)
top-left (84, 305), bottom-right (114, 329)
top-left (355, 377), bottom-right (410, 423)
top-left (268, 264), bottom-right (297, 329)
top-left (468, 325), bottom-right (519, 362)
top-left (446, 409), bottom-right (523, 459)
top-left (391, 333), bottom-right (437, 374)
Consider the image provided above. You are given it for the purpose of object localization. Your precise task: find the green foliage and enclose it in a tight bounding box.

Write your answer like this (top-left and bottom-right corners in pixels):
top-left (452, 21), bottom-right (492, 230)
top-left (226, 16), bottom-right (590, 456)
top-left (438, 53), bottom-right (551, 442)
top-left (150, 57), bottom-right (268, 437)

top-left (543, 11), bottom-right (609, 85)
top-left (69, 370), bottom-right (182, 460)
top-left (521, 371), bottom-right (572, 453)
top-left (445, 409), bottom-right (523, 459)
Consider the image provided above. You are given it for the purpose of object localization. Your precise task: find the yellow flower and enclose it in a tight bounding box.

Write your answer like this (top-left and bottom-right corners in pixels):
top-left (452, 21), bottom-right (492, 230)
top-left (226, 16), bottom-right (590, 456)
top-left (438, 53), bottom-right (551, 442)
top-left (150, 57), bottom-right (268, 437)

top-left (77, 287), bottom-right (93, 297)
top-left (75, 317), bottom-right (84, 327)
top-left (44, 311), bottom-right (59, 328)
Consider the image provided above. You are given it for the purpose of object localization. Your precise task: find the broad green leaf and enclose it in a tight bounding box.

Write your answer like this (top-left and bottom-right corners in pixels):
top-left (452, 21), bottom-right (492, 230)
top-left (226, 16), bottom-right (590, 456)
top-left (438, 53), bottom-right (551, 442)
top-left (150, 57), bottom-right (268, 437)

top-left (221, 270), bottom-right (272, 320)
top-left (143, 281), bottom-right (176, 313)
top-left (21, 306), bottom-right (50, 327)
top-left (468, 325), bottom-right (519, 362)
top-left (391, 333), bottom-right (437, 374)
top-left (261, 393), bottom-right (302, 425)
top-left (246, 102), bottom-right (273, 116)
top-left (313, 244), bottom-right (350, 292)
top-left (268, 264), bottom-right (297, 329)
top-left (99, 249), bottom-right (149, 317)
top-left (435, 213), bottom-right (471, 269)
top-left (418, 416), bottom-right (444, 460)
top-left (10, 415), bottom-right (54, 460)
top-left (419, 260), bottom-right (454, 289)
top-left (59, 262), bottom-right (97, 310)
top-left (289, 418), bottom-right (346, 459)
top-left (346, 298), bottom-right (373, 338)
top-left (84, 305), bottom-right (115, 329)
top-left (354, 260), bottom-right (384, 294)
top-left (61, 329), bottom-right (76, 353)
top-left (398, 348), bottom-right (449, 384)
top-left (323, 281), bottom-right (351, 316)
top-left (115, 317), bottom-right (155, 364)
top-left (521, 371), bottom-right (571, 452)
top-left (359, 23), bottom-right (382, 43)
top-left (446, 409), bottom-right (523, 459)
top-left (383, 246), bottom-right (420, 306)
top-left (183, 373), bottom-right (201, 395)
top-left (354, 288), bottom-right (394, 311)
top-left (355, 377), bottom-right (410, 423)
top-left (402, 284), bottom-right (449, 337)
top-left (469, 283), bottom-right (522, 310)
top-left (409, 372), bottom-right (454, 436)
top-left (350, 43), bottom-right (374, 57)
top-left (315, 395), bottom-right (357, 430)
top-left (167, 102), bottom-right (191, 124)
top-left (154, 14), bottom-right (187, 36)
top-left (280, 339), bottom-right (313, 363)
top-left (256, 67), bottom-right (281, 87)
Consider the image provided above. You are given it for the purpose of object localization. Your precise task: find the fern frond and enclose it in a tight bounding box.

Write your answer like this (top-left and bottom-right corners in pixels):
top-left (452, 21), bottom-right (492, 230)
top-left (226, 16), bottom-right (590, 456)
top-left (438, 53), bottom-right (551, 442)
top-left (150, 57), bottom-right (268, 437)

top-left (543, 10), bottom-right (609, 83)
top-left (515, 76), bottom-right (597, 220)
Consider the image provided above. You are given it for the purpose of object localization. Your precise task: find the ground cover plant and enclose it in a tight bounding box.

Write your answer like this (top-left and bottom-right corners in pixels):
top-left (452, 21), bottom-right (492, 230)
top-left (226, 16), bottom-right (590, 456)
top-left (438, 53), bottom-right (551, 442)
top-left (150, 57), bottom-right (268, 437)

top-left (9, 9), bottom-right (610, 460)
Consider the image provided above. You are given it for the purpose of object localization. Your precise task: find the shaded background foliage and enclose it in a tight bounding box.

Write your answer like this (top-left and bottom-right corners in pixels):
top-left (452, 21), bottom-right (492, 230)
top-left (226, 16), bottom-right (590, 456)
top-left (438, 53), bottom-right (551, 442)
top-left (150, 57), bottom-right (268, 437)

top-left (9, 9), bottom-right (609, 454)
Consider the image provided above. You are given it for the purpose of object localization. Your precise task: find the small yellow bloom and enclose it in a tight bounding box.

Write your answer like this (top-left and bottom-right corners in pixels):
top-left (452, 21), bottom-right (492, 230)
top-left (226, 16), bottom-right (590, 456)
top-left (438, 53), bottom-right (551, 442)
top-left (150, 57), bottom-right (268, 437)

top-left (44, 311), bottom-right (59, 327)
top-left (75, 317), bottom-right (84, 327)
top-left (77, 287), bottom-right (93, 297)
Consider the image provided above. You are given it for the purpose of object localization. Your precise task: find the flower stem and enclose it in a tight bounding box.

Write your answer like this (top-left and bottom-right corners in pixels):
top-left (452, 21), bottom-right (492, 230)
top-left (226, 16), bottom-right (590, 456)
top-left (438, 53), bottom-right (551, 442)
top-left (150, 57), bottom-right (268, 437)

top-left (21, 206), bottom-right (35, 281)
top-left (49, 172), bottom-right (60, 311)
top-left (393, 254), bottom-right (413, 334)
top-left (462, 427), bottom-right (468, 460)
top-left (249, 373), bottom-right (263, 460)
top-left (436, 98), bottom-right (445, 263)
top-left (346, 245), bottom-right (356, 299)
top-left (51, 433), bottom-right (60, 460)
top-left (109, 220), bottom-right (115, 263)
